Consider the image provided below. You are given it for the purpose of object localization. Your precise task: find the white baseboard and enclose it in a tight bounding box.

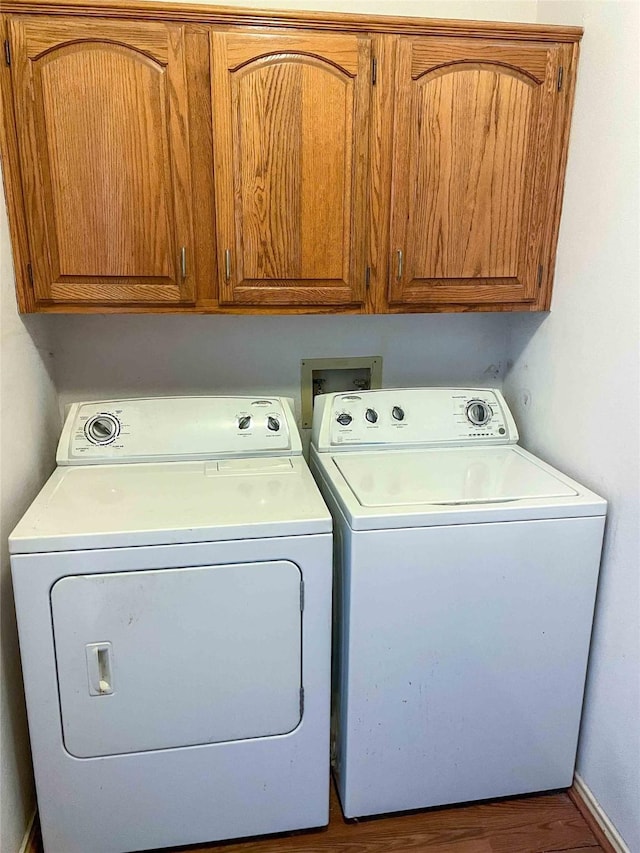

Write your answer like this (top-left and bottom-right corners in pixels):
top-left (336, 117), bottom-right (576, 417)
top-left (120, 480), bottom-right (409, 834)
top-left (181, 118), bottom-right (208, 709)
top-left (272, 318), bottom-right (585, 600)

top-left (574, 773), bottom-right (631, 853)
top-left (17, 808), bottom-right (36, 853)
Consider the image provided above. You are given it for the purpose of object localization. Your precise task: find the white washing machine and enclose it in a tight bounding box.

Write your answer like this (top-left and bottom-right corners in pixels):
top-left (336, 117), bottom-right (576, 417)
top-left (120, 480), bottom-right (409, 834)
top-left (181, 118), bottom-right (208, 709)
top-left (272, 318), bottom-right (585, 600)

top-left (310, 388), bottom-right (606, 819)
top-left (10, 396), bottom-right (332, 853)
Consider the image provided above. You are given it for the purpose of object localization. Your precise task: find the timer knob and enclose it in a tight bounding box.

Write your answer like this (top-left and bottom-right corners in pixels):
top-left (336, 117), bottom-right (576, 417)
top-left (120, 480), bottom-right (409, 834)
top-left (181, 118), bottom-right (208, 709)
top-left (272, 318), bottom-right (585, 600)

top-left (365, 408), bottom-right (378, 424)
top-left (238, 415), bottom-right (251, 430)
top-left (267, 416), bottom-right (280, 432)
top-left (337, 413), bottom-right (353, 426)
top-left (466, 400), bottom-right (491, 426)
top-left (392, 406), bottom-right (405, 421)
top-left (85, 414), bottom-right (120, 445)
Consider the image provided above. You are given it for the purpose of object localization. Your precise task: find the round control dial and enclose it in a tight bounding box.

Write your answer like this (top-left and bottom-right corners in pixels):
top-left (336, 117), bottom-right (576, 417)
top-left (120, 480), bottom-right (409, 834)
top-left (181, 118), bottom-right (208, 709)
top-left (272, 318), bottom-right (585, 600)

top-left (365, 408), bottom-right (378, 424)
top-left (84, 413), bottom-right (120, 445)
top-left (336, 413), bottom-right (353, 426)
top-left (267, 416), bottom-right (280, 432)
top-left (392, 406), bottom-right (405, 422)
top-left (466, 400), bottom-right (492, 427)
top-left (238, 415), bottom-right (252, 430)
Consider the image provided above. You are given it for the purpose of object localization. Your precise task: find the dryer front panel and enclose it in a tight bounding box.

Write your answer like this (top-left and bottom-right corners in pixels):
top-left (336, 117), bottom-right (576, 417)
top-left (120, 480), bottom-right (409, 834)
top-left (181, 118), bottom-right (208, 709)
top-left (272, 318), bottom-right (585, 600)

top-left (51, 561), bottom-right (302, 757)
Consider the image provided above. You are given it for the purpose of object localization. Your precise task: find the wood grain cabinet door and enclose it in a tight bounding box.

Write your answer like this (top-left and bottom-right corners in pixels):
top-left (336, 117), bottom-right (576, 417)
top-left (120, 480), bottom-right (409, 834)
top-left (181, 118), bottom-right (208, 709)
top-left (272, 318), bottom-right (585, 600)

top-left (211, 31), bottom-right (370, 307)
top-left (9, 17), bottom-right (194, 304)
top-left (389, 38), bottom-right (565, 306)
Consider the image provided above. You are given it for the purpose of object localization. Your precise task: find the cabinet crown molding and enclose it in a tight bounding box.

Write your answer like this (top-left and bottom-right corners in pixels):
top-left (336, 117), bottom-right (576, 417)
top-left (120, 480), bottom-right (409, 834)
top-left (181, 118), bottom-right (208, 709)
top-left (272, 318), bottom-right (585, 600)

top-left (1, 0), bottom-right (583, 42)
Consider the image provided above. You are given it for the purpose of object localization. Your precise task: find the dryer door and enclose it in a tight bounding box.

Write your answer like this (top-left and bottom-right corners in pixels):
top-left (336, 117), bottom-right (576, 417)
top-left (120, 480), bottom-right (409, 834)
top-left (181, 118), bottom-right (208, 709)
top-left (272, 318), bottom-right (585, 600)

top-left (51, 561), bottom-right (302, 757)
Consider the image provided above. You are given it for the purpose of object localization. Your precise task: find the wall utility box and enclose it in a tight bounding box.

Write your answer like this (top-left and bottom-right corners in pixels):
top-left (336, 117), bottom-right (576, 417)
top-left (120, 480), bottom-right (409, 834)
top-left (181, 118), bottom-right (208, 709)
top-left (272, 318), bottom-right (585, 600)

top-left (300, 357), bottom-right (382, 428)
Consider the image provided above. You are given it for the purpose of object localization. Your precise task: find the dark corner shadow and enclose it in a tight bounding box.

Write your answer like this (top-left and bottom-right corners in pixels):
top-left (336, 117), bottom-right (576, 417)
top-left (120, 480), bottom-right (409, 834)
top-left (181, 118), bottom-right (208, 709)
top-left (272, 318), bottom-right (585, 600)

top-left (20, 311), bottom-right (57, 390)
top-left (504, 311), bottom-right (550, 374)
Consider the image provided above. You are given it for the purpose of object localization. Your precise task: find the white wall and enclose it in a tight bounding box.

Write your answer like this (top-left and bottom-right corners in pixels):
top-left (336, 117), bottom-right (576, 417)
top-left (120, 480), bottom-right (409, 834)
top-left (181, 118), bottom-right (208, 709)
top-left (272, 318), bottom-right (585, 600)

top-left (504, 2), bottom-right (640, 849)
top-left (51, 312), bottom-right (511, 422)
top-left (0, 184), bottom-right (60, 850)
top-left (167, 0), bottom-right (538, 20)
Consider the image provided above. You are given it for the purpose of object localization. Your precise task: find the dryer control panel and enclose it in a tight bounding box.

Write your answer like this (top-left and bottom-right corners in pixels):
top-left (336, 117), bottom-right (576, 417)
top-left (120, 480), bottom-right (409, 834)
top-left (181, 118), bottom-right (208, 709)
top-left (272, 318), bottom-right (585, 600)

top-left (57, 397), bottom-right (300, 464)
top-left (312, 388), bottom-right (518, 451)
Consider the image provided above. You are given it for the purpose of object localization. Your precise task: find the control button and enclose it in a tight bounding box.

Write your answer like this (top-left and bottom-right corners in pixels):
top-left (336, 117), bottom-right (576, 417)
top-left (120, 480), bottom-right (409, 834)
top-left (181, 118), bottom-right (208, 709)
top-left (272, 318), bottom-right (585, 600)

top-left (466, 400), bottom-right (491, 427)
top-left (238, 415), bottom-right (252, 430)
top-left (498, 427), bottom-right (506, 435)
top-left (392, 406), bottom-right (405, 422)
top-left (84, 414), bottom-right (120, 445)
top-left (267, 416), bottom-right (280, 432)
top-left (365, 408), bottom-right (378, 424)
top-left (336, 413), bottom-right (353, 426)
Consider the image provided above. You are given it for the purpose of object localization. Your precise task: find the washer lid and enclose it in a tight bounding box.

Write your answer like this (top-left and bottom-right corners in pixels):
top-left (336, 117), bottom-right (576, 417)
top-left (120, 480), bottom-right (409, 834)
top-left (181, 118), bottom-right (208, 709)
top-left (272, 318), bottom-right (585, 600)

top-left (334, 447), bottom-right (577, 507)
top-left (312, 445), bottom-right (605, 531)
top-left (9, 456), bottom-right (331, 554)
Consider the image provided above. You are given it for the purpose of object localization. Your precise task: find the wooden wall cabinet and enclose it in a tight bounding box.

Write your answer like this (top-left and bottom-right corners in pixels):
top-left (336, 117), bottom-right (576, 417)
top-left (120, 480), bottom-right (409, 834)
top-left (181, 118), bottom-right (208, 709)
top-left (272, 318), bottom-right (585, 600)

top-left (0, 2), bottom-right (582, 315)
top-left (388, 38), bottom-right (571, 307)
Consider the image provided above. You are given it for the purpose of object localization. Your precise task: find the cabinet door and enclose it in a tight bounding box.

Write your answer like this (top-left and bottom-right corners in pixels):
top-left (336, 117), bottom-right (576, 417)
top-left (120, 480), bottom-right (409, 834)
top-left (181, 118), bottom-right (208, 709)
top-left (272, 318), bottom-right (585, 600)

top-left (211, 31), bottom-right (370, 307)
top-left (9, 17), bottom-right (194, 304)
top-left (389, 38), bottom-right (563, 305)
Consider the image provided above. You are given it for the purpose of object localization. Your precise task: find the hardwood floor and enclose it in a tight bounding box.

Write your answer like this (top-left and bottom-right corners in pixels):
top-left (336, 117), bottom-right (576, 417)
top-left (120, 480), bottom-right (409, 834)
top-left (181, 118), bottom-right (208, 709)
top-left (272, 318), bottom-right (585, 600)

top-left (28, 780), bottom-right (605, 853)
top-left (151, 782), bottom-right (605, 853)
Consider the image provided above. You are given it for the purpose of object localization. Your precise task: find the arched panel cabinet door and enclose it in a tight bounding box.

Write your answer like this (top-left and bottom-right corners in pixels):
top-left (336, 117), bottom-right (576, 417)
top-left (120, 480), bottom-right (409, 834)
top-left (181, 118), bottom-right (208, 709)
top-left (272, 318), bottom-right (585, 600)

top-left (9, 17), bottom-right (194, 305)
top-left (389, 38), bottom-right (564, 306)
top-left (211, 31), bottom-right (370, 307)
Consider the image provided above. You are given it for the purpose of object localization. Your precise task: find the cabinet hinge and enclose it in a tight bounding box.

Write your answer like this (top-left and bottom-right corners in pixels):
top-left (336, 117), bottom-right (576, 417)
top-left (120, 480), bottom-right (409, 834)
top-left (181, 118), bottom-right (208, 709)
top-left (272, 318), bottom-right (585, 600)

top-left (371, 57), bottom-right (377, 85)
top-left (300, 687), bottom-right (305, 717)
top-left (27, 263), bottom-right (34, 287)
top-left (365, 266), bottom-right (371, 289)
top-left (300, 579), bottom-right (305, 612)
top-left (4, 40), bottom-right (10, 67)
top-left (557, 66), bottom-right (564, 92)
top-left (537, 264), bottom-right (543, 288)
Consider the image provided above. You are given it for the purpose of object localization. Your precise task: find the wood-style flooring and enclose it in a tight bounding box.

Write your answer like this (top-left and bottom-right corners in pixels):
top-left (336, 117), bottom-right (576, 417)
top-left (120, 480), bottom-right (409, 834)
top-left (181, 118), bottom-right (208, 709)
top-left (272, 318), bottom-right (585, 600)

top-left (145, 782), bottom-right (605, 853)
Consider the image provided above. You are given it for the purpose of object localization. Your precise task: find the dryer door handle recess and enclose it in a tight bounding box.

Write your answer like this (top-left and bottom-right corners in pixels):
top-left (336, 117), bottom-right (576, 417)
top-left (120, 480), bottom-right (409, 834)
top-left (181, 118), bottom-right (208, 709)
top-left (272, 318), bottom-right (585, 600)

top-left (85, 643), bottom-right (114, 696)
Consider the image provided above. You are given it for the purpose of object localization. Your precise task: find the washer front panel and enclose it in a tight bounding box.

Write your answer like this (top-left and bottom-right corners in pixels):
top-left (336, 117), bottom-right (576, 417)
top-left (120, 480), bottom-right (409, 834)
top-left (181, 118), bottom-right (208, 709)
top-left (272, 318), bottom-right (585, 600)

top-left (51, 561), bottom-right (302, 757)
top-left (332, 515), bottom-right (605, 817)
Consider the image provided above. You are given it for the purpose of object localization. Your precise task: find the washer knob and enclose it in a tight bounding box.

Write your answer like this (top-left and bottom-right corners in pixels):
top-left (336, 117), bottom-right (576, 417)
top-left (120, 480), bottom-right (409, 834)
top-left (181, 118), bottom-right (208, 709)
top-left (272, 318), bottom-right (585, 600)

top-left (267, 416), bottom-right (280, 432)
top-left (466, 400), bottom-right (491, 426)
top-left (238, 415), bottom-right (252, 430)
top-left (365, 408), bottom-right (378, 424)
top-left (392, 406), bottom-right (405, 421)
top-left (337, 413), bottom-right (353, 426)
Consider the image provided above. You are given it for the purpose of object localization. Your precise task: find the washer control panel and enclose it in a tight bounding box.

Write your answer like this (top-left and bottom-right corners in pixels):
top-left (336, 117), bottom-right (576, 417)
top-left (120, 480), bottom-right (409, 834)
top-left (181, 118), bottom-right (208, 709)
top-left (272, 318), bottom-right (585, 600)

top-left (313, 388), bottom-right (518, 450)
top-left (58, 397), bottom-right (299, 464)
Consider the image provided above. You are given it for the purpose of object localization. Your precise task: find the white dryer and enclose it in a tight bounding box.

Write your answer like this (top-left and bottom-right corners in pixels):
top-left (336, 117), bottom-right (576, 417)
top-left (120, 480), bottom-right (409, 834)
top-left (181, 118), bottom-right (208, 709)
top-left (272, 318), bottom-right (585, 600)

top-left (310, 388), bottom-right (606, 819)
top-left (10, 396), bottom-right (332, 853)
